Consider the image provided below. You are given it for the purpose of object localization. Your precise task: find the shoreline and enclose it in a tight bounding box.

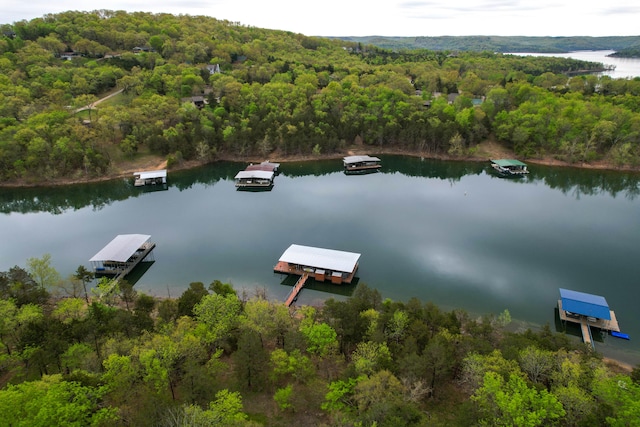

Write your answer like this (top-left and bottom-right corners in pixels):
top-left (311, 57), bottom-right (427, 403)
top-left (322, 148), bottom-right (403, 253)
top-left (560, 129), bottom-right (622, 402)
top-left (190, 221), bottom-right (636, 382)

top-left (2, 141), bottom-right (639, 189)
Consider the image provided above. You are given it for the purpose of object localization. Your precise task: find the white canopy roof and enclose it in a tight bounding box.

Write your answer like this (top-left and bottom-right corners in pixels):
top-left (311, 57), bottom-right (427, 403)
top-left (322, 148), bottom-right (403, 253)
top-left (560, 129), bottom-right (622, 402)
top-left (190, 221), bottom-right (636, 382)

top-left (234, 170), bottom-right (274, 180)
top-left (90, 234), bottom-right (151, 262)
top-left (133, 169), bottom-right (167, 179)
top-left (279, 244), bottom-right (361, 273)
top-left (343, 155), bottom-right (381, 164)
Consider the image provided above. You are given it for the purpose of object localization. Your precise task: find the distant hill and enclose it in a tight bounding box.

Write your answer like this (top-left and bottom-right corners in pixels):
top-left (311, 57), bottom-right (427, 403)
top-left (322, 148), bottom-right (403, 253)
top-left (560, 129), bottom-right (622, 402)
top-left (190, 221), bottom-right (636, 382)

top-left (329, 36), bottom-right (640, 54)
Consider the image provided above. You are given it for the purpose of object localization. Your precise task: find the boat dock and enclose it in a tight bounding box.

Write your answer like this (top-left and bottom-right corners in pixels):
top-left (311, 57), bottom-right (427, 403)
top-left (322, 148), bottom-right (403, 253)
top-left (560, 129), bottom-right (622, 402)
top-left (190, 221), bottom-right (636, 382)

top-left (557, 288), bottom-right (622, 349)
top-left (90, 234), bottom-right (156, 281)
top-left (343, 155), bottom-right (381, 173)
top-left (284, 273), bottom-right (309, 307)
top-left (134, 169), bottom-right (167, 187)
top-left (275, 244), bottom-right (361, 305)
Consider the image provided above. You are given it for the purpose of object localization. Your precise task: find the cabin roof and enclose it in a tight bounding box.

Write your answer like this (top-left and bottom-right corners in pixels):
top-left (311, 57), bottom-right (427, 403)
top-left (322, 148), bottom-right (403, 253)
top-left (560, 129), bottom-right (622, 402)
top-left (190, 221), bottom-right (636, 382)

top-left (559, 288), bottom-right (611, 320)
top-left (279, 244), bottom-right (361, 273)
top-left (343, 155), bottom-right (381, 164)
top-left (491, 159), bottom-right (527, 167)
top-left (234, 170), bottom-right (274, 180)
top-left (133, 170), bottom-right (167, 180)
top-left (90, 234), bottom-right (151, 263)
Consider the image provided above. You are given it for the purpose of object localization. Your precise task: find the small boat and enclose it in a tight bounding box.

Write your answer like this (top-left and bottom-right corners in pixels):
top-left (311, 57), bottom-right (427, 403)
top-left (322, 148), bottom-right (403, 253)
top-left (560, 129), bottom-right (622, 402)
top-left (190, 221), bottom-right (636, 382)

top-left (490, 159), bottom-right (529, 177)
top-left (611, 331), bottom-right (630, 340)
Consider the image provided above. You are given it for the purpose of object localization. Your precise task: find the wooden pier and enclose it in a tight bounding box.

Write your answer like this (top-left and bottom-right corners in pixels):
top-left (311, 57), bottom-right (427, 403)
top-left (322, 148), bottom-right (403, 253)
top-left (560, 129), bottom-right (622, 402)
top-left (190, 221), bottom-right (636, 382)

top-left (558, 298), bottom-right (620, 348)
top-left (284, 273), bottom-right (309, 307)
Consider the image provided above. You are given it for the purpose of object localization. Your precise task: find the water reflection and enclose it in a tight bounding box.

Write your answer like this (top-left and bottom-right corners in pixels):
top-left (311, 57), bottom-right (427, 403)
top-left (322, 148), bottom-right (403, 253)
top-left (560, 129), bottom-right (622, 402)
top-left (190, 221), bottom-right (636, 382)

top-left (1, 155), bottom-right (639, 364)
top-left (2, 156), bottom-right (637, 215)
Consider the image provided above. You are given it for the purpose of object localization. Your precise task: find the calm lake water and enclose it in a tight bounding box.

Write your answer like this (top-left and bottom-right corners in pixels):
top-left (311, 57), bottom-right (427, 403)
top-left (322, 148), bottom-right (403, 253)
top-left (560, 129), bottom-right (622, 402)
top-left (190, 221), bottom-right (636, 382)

top-left (1, 157), bottom-right (639, 364)
top-left (511, 50), bottom-right (640, 79)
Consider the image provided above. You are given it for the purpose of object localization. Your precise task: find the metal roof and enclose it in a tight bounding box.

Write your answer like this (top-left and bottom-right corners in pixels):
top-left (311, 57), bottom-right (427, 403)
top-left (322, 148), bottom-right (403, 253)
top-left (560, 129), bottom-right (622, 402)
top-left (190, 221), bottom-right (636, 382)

top-left (343, 155), bottom-right (381, 164)
top-left (559, 288), bottom-right (611, 320)
top-left (234, 170), bottom-right (274, 180)
top-left (133, 169), bottom-right (167, 180)
top-left (245, 162), bottom-right (279, 172)
top-left (90, 234), bottom-right (151, 262)
top-left (491, 159), bottom-right (527, 167)
top-left (279, 244), bottom-right (361, 273)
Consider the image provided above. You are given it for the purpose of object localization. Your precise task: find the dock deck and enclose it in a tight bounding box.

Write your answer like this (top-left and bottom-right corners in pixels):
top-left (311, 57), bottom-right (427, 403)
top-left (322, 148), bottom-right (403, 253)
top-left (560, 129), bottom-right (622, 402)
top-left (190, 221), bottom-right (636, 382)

top-left (558, 299), bottom-right (620, 347)
top-left (90, 234), bottom-right (156, 282)
top-left (284, 273), bottom-right (309, 307)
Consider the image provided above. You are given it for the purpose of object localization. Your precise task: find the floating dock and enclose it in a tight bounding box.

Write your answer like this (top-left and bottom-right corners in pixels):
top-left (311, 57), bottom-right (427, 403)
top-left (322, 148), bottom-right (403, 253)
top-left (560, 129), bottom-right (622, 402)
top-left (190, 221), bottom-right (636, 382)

top-left (133, 169), bottom-right (167, 186)
top-left (275, 244), bottom-right (361, 305)
top-left (558, 288), bottom-right (621, 349)
top-left (89, 234), bottom-right (156, 281)
top-left (343, 155), bottom-right (381, 173)
top-left (234, 170), bottom-right (275, 188)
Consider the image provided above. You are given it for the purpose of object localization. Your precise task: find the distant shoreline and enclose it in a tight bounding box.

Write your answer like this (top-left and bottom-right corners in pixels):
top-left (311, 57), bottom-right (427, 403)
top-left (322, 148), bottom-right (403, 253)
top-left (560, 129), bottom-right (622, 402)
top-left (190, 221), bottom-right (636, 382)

top-left (1, 140), bottom-right (639, 188)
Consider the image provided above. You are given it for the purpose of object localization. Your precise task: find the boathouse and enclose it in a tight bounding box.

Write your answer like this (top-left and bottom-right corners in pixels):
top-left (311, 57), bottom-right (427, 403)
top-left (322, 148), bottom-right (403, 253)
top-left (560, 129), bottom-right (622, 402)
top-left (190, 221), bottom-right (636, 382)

top-left (557, 288), bottom-right (621, 348)
top-left (133, 169), bottom-right (167, 186)
top-left (274, 244), bottom-right (360, 285)
top-left (343, 155), bottom-right (381, 173)
top-left (490, 159), bottom-right (529, 176)
top-left (234, 170), bottom-right (275, 188)
top-left (245, 161), bottom-right (280, 174)
top-left (89, 234), bottom-right (156, 280)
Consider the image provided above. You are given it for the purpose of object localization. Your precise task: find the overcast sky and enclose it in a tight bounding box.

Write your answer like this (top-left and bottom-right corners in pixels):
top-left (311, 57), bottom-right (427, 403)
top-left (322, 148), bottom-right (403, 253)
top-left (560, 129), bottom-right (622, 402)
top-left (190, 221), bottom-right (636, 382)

top-left (3, 0), bottom-right (640, 37)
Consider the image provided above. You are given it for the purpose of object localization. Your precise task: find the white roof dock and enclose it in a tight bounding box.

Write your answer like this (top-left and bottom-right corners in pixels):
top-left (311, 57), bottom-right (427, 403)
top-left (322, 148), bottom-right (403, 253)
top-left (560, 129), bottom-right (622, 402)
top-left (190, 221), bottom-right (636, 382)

top-left (343, 155), bottom-right (381, 165)
top-left (133, 169), bottom-right (167, 180)
top-left (90, 234), bottom-right (151, 262)
top-left (278, 244), bottom-right (361, 273)
top-left (234, 170), bottom-right (275, 180)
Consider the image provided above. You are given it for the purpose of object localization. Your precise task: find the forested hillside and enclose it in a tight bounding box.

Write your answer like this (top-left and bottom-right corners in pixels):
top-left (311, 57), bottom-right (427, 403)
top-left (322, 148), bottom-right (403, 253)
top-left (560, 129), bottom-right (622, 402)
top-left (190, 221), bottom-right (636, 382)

top-left (1, 259), bottom-right (639, 426)
top-left (333, 35), bottom-right (640, 54)
top-left (1, 11), bottom-right (640, 185)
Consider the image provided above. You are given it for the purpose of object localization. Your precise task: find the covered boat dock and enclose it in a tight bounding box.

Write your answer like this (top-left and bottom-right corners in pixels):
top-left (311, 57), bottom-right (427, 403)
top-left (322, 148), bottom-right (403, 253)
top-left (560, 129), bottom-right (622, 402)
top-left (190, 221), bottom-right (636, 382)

top-left (234, 170), bottom-right (275, 188)
top-left (245, 161), bottom-right (280, 173)
top-left (134, 169), bottom-right (167, 186)
top-left (275, 244), bottom-right (361, 306)
top-left (558, 288), bottom-right (621, 349)
top-left (490, 159), bottom-right (529, 176)
top-left (89, 234), bottom-right (156, 281)
top-left (343, 155), bottom-right (381, 173)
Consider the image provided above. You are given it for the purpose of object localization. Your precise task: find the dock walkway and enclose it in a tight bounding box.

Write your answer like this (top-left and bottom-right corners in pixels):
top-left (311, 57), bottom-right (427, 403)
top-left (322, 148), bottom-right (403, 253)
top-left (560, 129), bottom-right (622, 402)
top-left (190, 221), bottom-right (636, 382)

top-left (580, 320), bottom-right (594, 349)
top-left (284, 273), bottom-right (309, 307)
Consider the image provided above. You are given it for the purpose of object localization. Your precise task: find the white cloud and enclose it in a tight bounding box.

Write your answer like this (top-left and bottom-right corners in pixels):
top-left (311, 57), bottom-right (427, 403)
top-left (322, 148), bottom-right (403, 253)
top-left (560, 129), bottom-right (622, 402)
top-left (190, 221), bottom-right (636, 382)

top-left (3, 0), bottom-right (639, 37)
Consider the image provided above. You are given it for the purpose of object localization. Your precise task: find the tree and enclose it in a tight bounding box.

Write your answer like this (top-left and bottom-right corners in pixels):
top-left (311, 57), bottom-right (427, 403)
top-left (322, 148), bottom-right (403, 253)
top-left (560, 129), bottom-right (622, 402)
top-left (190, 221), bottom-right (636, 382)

top-left (354, 370), bottom-right (423, 427)
top-left (193, 293), bottom-right (241, 347)
top-left (0, 374), bottom-right (118, 426)
top-left (26, 253), bottom-right (61, 290)
top-left (351, 341), bottom-right (392, 376)
top-left (591, 368), bottom-right (640, 427)
top-left (178, 282), bottom-right (209, 317)
top-left (471, 371), bottom-right (565, 426)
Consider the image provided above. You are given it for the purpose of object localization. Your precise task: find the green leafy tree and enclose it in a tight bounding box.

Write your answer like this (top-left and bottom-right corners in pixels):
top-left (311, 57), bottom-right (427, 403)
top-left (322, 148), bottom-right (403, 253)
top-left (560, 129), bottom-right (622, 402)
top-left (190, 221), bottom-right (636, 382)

top-left (26, 253), bottom-right (60, 290)
top-left (0, 374), bottom-right (118, 426)
top-left (471, 371), bottom-right (565, 426)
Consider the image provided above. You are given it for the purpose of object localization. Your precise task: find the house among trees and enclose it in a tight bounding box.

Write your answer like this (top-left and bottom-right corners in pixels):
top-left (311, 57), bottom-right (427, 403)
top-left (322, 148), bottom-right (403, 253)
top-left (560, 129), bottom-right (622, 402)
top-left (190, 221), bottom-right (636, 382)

top-left (206, 63), bottom-right (221, 75)
top-left (132, 46), bottom-right (153, 53)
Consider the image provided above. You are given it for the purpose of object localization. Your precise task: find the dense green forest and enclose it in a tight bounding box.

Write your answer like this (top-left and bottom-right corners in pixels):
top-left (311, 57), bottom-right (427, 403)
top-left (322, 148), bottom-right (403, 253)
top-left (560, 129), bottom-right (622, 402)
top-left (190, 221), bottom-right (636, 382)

top-left (2, 11), bottom-right (640, 184)
top-left (332, 36), bottom-right (640, 54)
top-left (1, 257), bottom-right (640, 426)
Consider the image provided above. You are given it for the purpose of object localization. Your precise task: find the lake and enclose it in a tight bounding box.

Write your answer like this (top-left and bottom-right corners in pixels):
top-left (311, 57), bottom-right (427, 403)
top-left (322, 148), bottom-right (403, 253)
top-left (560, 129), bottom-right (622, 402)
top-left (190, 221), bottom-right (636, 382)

top-left (511, 50), bottom-right (640, 79)
top-left (1, 157), bottom-right (639, 364)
